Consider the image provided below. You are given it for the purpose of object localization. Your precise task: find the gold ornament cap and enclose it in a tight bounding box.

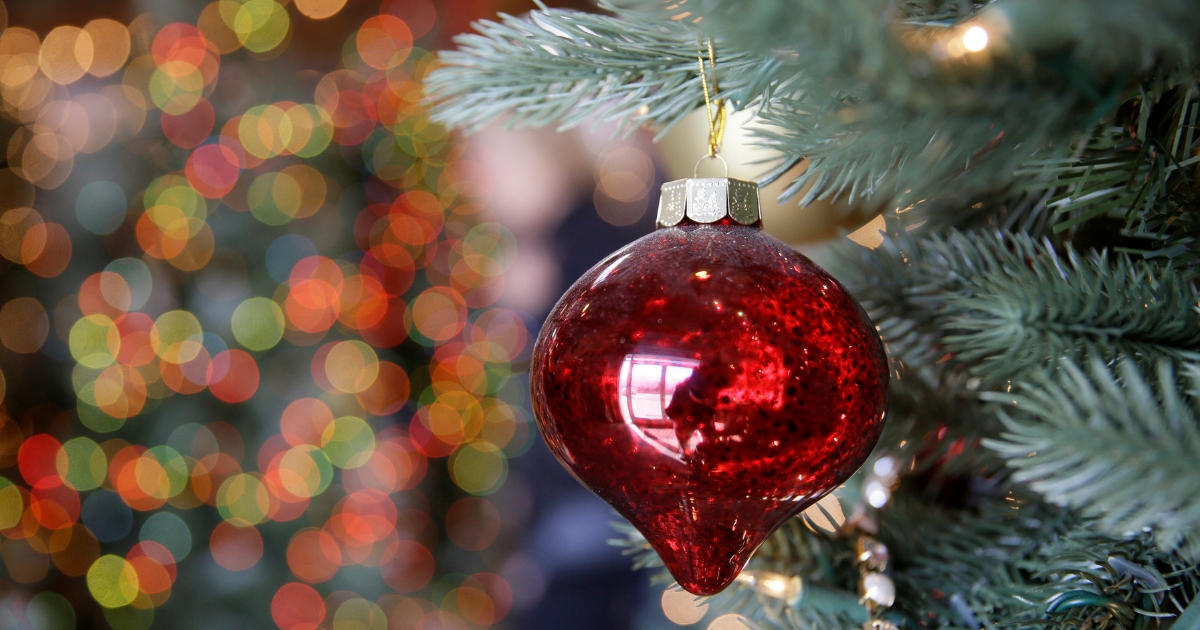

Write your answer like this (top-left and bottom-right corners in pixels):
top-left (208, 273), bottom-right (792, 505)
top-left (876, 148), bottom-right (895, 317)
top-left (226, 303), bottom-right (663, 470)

top-left (656, 176), bottom-right (761, 228)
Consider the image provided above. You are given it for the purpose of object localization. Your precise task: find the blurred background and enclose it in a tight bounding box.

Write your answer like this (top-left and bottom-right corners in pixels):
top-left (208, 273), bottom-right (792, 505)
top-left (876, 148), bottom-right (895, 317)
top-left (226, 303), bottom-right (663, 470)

top-left (0, 1), bottom-right (872, 629)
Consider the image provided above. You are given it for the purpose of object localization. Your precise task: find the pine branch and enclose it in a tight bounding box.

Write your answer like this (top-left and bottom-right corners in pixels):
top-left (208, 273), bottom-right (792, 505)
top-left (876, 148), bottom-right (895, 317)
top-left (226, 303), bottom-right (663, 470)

top-left (424, 2), bottom-right (788, 136)
top-left (943, 245), bottom-right (1200, 384)
top-left (755, 96), bottom-right (1070, 207)
top-left (834, 227), bottom-right (1200, 386)
top-left (882, 378), bottom-right (1006, 479)
top-left (882, 490), bottom-right (1074, 630)
top-left (618, 0), bottom-right (1200, 205)
top-left (725, 519), bottom-right (869, 630)
top-left (620, 0), bottom-right (1200, 85)
top-left (430, 0), bottom-right (1199, 218)
top-left (1018, 78), bottom-right (1200, 262)
top-left (613, 483), bottom-right (1200, 630)
top-left (614, 0), bottom-right (897, 88)
top-left (896, 186), bottom-right (1060, 235)
top-left (889, 495), bottom-right (1198, 630)
top-left (984, 359), bottom-right (1200, 559)
top-left (815, 76), bottom-right (1200, 252)
top-left (832, 227), bottom-right (1046, 384)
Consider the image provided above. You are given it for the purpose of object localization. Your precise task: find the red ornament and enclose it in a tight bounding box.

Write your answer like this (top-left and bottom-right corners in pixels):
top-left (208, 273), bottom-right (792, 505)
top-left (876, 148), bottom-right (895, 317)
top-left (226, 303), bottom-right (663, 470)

top-left (530, 177), bottom-right (888, 595)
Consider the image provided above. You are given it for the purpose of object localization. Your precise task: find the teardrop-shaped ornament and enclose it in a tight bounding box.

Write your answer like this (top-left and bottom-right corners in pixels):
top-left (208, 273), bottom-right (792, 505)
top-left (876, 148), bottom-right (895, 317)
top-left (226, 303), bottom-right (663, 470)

top-left (530, 174), bottom-right (888, 595)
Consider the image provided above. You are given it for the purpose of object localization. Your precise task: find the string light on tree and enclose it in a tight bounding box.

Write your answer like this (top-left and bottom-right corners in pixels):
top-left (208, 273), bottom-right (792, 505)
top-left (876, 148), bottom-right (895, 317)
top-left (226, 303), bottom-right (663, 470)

top-left (962, 25), bottom-right (990, 52)
top-left (735, 570), bottom-right (803, 605)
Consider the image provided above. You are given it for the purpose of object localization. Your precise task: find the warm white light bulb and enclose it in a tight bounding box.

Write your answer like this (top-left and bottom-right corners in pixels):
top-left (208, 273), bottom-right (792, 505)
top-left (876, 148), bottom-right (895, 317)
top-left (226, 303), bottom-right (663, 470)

top-left (735, 571), bottom-right (803, 604)
top-left (962, 26), bottom-right (989, 52)
top-left (763, 577), bottom-right (787, 597)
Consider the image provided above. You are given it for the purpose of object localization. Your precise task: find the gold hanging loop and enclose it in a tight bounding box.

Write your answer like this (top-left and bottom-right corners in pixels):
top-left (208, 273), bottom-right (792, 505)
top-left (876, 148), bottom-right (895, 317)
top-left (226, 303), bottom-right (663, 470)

top-left (696, 38), bottom-right (726, 158)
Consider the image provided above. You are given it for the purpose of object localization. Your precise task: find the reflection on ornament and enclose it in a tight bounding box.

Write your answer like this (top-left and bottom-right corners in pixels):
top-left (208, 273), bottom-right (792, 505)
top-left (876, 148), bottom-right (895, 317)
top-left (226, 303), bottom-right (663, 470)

top-left (864, 619), bottom-right (900, 630)
top-left (856, 536), bottom-right (890, 572)
top-left (862, 572), bottom-right (896, 607)
top-left (617, 353), bottom-right (701, 459)
top-left (531, 176), bottom-right (888, 595)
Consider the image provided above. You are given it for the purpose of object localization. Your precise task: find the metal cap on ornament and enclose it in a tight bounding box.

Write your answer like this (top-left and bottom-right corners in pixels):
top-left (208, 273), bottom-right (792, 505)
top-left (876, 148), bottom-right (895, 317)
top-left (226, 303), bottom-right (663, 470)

top-left (656, 155), bottom-right (762, 228)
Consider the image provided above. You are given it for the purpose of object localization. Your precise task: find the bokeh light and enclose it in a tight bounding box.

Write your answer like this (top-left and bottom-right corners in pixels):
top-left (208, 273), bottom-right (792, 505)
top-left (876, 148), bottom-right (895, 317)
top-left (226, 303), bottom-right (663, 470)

top-left (76, 180), bottom-right (128, 235)
top-left (39, 25), bottom-right (93, 85)
top-left (209, 521), bottom-right (264, 571)
top-left (87, 555), bottom-right (140, 608)
top-left (0, 296), bottom-right (48, 353)
top-left (0, 2), bottom-right (529, 627)
top-left (295, 0), bottom-right (349, 20)
top-left (83, 18), bottom-right (131, 77)
top-left (272, 582), bottom-right (326, 629)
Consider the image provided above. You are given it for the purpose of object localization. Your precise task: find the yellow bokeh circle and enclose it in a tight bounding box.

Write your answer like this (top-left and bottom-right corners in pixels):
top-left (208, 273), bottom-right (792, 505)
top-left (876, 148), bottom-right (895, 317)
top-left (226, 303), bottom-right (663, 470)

top-left (57, 437), bottom-right (107, 491)
top-left (231, 297), bottom-right (285, 351)
top-left (450, 441), bottom-right (508, 496)
top-left (324, 340), bottom-right (380, 394)
top-left (87, 555), bottom-right (140, 608)
top-left (69, 314), bottom-right (120, 369)
top-left (277, 445), bottom-right (333, 498)
top-left (150, 310), bottom-right (204, 364)
top-left (320, 416), bottom-right (375, 469)
top-left (333, 597), bottom-right (387, 630)
top-left (0, 478), bottom-right (24, 529)
top-left (216, 473), bottom-right (272, 526)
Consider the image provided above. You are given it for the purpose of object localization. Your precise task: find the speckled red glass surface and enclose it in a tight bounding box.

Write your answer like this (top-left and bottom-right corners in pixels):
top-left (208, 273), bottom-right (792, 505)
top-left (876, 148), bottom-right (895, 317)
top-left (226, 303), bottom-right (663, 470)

top-left (530, 219), bottom-right (888, 595)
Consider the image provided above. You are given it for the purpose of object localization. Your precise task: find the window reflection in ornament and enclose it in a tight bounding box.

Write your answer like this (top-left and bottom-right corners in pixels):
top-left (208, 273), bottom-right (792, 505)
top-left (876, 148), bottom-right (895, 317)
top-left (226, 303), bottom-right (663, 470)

top-left (616, 353), bottom-right (700, 459)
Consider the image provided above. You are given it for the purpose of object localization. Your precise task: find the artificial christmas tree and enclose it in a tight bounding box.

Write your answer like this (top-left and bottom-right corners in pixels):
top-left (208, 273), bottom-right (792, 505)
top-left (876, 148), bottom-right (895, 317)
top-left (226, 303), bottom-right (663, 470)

top-left (428, 0), bottom-right (1200, 628)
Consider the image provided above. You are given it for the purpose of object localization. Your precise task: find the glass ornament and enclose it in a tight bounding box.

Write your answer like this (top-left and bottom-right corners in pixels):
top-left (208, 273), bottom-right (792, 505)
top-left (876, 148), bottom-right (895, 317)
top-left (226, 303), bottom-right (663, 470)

top-left (531, 175), bottom-right (888, 595)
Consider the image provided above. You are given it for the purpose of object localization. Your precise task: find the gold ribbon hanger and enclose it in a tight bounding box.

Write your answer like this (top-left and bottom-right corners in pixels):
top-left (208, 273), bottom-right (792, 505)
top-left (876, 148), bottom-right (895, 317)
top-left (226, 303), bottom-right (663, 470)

top-left (697, 38), bottom-right (726, 159)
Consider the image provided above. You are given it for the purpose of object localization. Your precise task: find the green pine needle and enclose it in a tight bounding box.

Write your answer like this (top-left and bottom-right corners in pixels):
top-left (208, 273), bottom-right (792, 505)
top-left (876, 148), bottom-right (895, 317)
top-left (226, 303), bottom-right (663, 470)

top-left (985, 359), bottom-right (1200, 559)
top-left (833, 228), bottom-right (1200, 386)
top-left (944, 245), bottom-right (1200, 384)
top-left (424, 2), bottom-right (786, 137)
